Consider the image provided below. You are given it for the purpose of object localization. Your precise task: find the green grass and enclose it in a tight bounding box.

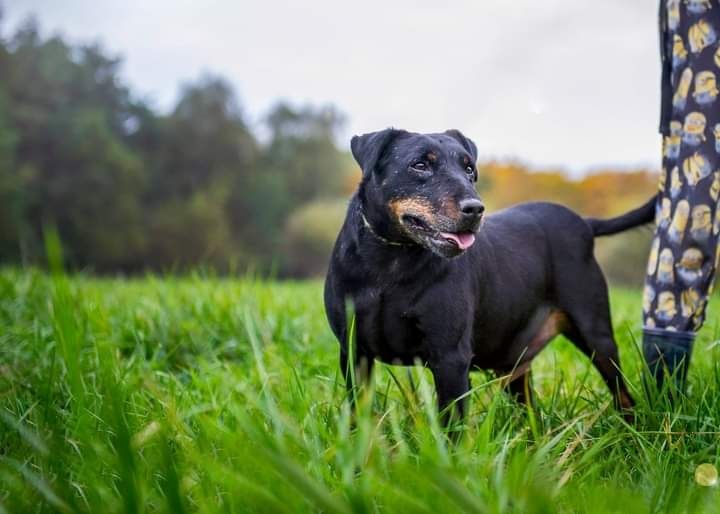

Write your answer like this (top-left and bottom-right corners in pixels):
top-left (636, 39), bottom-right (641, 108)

top-left (1, 267), bottom-right (719, 513)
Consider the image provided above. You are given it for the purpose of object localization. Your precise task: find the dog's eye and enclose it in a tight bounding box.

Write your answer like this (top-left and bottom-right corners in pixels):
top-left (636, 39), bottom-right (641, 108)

top-left (411, 162), bottom-right (427, 171)
top-left (465, 166), bottom-right (478, 182)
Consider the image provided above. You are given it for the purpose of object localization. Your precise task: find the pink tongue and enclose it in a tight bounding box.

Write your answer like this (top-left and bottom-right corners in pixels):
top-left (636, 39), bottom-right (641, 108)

top-left (440, 232), bottom-right (476, 250)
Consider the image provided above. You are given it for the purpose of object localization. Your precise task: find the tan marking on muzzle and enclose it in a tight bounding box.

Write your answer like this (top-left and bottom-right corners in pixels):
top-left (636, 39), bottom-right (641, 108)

top-left (389, 197), bottom-right (437, 225)
top-left (440, 196), bottom-right (461, 218)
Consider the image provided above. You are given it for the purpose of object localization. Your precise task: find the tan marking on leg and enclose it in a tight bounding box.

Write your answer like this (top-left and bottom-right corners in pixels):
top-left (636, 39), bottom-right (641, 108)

top-left (618, 390), bottom-right (634, 410)
top-left (498, 362), bottom-right (532, 386)
top-left (496, 311), bottom-right (568, 387)
top-left (527, 310), bottom-right (569, 354)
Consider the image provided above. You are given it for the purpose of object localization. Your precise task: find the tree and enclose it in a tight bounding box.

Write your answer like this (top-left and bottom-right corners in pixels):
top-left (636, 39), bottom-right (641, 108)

top-left (152, 75), bottom-right (257, 199)
top-left (0, 17), bottom-right (147, 269)
top-left (0, 85), bottom-right (21, 261)
top-left (138, 75), bottom-right (258, 269)
top-left (262, 102), bottom-right (346, 205)
top-left (230, 102), bottom-right (350, 270)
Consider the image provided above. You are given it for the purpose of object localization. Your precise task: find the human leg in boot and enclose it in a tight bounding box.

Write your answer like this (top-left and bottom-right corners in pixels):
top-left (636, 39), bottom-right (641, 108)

top-left (643, 0), bottom-right (720, 399)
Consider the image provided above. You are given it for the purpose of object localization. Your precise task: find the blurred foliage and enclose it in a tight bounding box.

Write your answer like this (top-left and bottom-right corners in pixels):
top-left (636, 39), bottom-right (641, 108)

top-left (0, 16), bottom-right (353, 275)
top-left (0, 15), bottom-right (659, 282)
top-left (594, 229), bottom-right (654, 286)
top-left (283, 199), bottom-right (349, 277)
top-left (479, 161), bottom-right (657, 218)
top-left (479, 162), bottom-right (658, 286)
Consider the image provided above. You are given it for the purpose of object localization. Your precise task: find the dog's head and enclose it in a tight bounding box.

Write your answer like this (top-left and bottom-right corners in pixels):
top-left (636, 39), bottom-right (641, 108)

top-left (352, 128), bottom-right (483, 258)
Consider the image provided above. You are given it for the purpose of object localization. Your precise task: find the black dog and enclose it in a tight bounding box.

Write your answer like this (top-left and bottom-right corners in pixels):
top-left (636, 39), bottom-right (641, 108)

top-left (324, 128), bottom-right (655, 423)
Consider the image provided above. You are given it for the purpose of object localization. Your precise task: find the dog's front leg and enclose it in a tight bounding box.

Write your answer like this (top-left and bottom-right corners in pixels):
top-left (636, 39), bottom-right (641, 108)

top-left (340, 345), bottom-right (374, 404)
top-left (430, 353), bottom-right (472, 428)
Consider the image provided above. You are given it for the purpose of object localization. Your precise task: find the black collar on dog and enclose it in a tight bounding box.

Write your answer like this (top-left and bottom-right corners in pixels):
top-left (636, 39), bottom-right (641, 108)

top-left (359, 210), bottom-right (409, 247)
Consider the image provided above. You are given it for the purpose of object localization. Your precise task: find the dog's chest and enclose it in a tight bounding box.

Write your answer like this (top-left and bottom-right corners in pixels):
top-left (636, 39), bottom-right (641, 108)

top-left (353, 287), bottom-right (426, 364)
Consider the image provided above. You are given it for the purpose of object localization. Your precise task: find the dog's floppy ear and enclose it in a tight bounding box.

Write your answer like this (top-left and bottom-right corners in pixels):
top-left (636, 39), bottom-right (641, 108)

top-left (444, 129), bottom-right (478, 162)
top-left (351, 128), bottom-right (402, 176)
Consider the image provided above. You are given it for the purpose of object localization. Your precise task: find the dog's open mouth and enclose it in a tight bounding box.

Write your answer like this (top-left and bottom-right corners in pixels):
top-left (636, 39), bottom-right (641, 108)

top-left (401, 214), bottom-right (477, 251)
top-left (438, 231), bottom-right (475, 250)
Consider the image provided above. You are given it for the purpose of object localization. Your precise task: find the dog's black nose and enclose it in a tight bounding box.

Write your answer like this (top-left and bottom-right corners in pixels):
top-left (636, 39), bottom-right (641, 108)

top-left (459, 198), bottom-right (485, 217)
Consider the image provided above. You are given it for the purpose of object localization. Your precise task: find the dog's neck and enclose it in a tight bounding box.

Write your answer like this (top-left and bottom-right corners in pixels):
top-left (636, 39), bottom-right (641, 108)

top-left (355, 198), bottom-right (455, 258)
top-left (352, 189), bottom-right (411, 248)
top-left (359, 210), bottom-right (409, 248)
top-left (345, 196), bottom-right (450, 285)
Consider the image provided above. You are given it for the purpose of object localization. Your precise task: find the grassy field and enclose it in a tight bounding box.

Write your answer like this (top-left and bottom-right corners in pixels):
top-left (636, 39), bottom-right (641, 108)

top-left (1, 267), bottom-right (719, 513)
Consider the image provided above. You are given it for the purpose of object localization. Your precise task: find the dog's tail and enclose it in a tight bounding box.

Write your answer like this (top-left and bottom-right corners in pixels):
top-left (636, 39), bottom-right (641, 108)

top-left (585, 194), bottom-right (657, 237)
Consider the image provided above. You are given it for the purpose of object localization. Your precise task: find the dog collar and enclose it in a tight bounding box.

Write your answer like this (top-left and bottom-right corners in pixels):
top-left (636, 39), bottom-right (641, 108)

top-left (360, 211), bottom-right (409, 247)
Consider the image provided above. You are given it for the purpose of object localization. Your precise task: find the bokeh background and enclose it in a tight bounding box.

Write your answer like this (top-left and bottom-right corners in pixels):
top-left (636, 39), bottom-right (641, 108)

top-left (0, 0), bottom-right (660, 283)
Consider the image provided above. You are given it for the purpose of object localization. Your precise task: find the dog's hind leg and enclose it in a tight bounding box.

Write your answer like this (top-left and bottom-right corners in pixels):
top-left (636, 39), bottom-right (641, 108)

top-left (495, 364), bottom-right (534, 406)
top-left (559, 262), bottom-right (635, 417)
top-left (564, 325), bottom-right (635, 419)
top-left (507, 369), bottom-right (534, 406)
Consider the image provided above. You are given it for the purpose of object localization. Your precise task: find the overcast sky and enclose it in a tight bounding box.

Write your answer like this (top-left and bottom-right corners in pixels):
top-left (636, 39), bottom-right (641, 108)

top-left (5, 0), bottom-right (661, 176)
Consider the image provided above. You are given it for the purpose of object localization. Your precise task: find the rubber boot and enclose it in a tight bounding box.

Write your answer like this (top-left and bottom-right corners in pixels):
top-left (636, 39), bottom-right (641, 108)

top-left (642, 328), bottom-right (695, 398)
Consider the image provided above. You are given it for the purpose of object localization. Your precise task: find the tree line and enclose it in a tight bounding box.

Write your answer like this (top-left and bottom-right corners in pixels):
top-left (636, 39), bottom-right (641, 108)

top-left (0, 13), bottom-right (658, 282)
top-left (0, 15), bottom-right (356, 275)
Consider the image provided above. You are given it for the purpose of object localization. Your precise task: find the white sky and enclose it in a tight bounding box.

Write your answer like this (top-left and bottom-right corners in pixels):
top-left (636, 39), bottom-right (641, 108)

top-left (4, 0), bottom-right (662, 176)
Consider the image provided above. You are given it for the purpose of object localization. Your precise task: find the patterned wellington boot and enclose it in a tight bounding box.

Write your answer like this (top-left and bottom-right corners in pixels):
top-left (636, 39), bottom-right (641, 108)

top-left (642, 328), bottom-right (695, 398)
